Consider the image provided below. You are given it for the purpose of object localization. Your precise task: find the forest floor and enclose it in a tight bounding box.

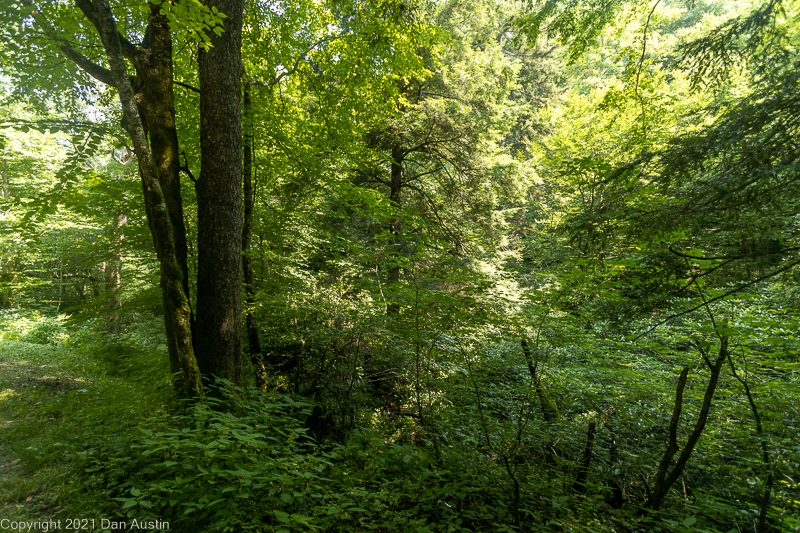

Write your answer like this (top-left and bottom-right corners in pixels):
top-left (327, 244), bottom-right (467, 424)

top-left (0, 441), bottom-right (29, 521)
top-left (0, 342), bottom-right (87, 526)
top-left (0, 338), bottom-right (173, 532)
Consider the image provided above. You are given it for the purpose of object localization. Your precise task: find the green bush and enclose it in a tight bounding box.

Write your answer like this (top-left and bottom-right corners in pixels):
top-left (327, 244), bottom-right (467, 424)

top-left (112, 382), bottom-right (511, 532)
top-left (0, 310), bottom-right (68, 344)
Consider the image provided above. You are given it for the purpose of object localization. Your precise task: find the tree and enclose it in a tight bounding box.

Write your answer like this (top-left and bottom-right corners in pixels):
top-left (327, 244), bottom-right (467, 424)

top-left (4, 0), bottom-right (240, 393)
top-left (355, 0), bottom-right (543, 317)
top-left (90, 0), bottom-right (202, 393)
top-left (195, 0), bottom-right (244, 385)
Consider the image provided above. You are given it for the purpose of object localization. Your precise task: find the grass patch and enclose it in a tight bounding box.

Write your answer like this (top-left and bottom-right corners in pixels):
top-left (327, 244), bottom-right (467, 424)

top-left (0, 335), bottom-right (175, 526)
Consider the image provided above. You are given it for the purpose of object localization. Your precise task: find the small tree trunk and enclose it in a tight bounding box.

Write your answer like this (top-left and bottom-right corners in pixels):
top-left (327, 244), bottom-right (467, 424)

top-left (573, 420), bottom-right (597, 493)
top-left (1, 159), bottom-right (8, 198)
top-left (386, 142), bottom-right (403, 317)
top-left (0, 256), bottom-right (15, 308)
top-left (521, 339), bottom-right (559, 421)
top-left (727, 353), bottom-right (774, 532)
top-left (648, 337), bottom-right (728, 510)
top-left (650, 366), bottom-right (689, 506)
top-left (105, 212), bottom-right (127, 332)
top-left (0, 160), bottom-right (12, 308)
top-left (56, 255), bottom-right (63, 313)
top-left (242, 80), bottom-right (264, 387)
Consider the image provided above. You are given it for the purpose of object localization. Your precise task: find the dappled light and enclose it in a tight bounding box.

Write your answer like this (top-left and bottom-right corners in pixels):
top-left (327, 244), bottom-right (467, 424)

top-left (0, 0), bottom-right (799, 531)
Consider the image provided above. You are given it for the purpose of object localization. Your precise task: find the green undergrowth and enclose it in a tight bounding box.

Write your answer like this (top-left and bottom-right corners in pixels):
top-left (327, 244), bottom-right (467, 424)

top-left (0, 315), bottom-right (175, 525)
top-left (1, 313), bottom-right (798, 532)
top-left (109, 382), bottom-right (521, 533)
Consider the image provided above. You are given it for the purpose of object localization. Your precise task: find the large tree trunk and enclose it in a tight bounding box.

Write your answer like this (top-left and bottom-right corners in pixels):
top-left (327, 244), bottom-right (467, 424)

top-left (89, 0), bottom-right (202, 395)
top-left (242, 81), bottom-right (264, 386)
top-left (128, 7), bottom-right (193, 375)
top-left (196, 0), bottom-right (244, 385)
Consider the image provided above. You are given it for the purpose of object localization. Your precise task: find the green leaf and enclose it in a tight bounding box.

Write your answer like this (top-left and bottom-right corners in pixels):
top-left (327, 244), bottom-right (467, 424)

top-left (122, 499), bottom-right (137, 509)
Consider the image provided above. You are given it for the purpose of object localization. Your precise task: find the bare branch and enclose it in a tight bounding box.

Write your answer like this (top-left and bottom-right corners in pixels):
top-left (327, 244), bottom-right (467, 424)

top-left (174, 80), bottom-right (201, 93)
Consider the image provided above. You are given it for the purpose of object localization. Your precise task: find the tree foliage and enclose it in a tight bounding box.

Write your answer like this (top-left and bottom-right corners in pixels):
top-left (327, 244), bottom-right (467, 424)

top-left (0, 0), bottom-right (799, 531)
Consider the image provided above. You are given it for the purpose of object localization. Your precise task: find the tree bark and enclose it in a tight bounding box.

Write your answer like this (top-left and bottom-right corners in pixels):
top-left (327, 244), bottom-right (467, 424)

top-left (196, 0), bottom-right (244, 385)
top-left (130, 5), bottom-right (193, 312)
top-left (105, 212), bottom-right (127, 332)
top-left (123, 7), bottom-right (193, 376)
top-left (648, 337), bottom-right (728, 510)
top-left (242, 80), bottom-right (264, 387)
top-left (386, 142), bottom-right (403, 317)
top-left (89, 0), bottom-right (202, 395)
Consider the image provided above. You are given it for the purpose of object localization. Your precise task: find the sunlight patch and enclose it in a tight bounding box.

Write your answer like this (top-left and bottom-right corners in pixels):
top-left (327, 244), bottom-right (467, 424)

top-left (0, 388), bottom-right (18, 399)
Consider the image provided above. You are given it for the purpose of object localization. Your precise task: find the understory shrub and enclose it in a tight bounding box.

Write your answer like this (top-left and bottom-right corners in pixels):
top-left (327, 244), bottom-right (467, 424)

top-left (115, 382), bottom-right (524, 533)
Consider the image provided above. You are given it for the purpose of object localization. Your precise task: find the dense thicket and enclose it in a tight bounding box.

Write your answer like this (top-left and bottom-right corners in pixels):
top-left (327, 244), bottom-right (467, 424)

top-left (0, 0), bottom-right (798, 531)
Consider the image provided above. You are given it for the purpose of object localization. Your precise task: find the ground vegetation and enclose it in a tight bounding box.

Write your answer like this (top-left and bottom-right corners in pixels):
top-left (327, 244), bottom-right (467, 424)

top-left (0, 0), bottom-right (798, 531)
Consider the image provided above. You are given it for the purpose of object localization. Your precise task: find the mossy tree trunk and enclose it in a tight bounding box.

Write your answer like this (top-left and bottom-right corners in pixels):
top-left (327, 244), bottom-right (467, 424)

top-left (85, 0), bottom-right (202, 395)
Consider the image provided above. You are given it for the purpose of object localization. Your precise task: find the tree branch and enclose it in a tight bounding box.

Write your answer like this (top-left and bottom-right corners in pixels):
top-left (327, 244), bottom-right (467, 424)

top-left (246, 33), bottom-right (345, 88)
top-left (56, 41), bottom-right (115, 85)
top-left (634, 0), bottom-right (661, 99)
top-left (74, 0), bottom-right (139, 61)
top-left (179, 151), bottom-right (197, 183)
top-left (669, 245), bottom-right (800, 261)
top-left (20, 0), bottom-right (115, 85)
top-left (632, 257), bottom-right (800, 340)
top-left (174, 80), bottom-right (200, 93)
top-left (669, 246), bottom-right (744, 261)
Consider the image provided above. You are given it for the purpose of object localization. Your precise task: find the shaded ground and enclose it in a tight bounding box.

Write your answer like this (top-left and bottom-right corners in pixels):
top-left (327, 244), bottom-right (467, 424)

top-left (0, 441), bottom-right (25, 514)
top-left (0, 358), bottom-right (87, 393)
top-left (0, 339), bottom-right (172, 532)
top-left (0, 344), bottom-right (86, 526)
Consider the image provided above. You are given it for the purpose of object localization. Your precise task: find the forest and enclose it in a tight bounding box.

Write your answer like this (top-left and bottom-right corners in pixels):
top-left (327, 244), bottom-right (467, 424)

top-left (0, 0), bottom-right (798, 531)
